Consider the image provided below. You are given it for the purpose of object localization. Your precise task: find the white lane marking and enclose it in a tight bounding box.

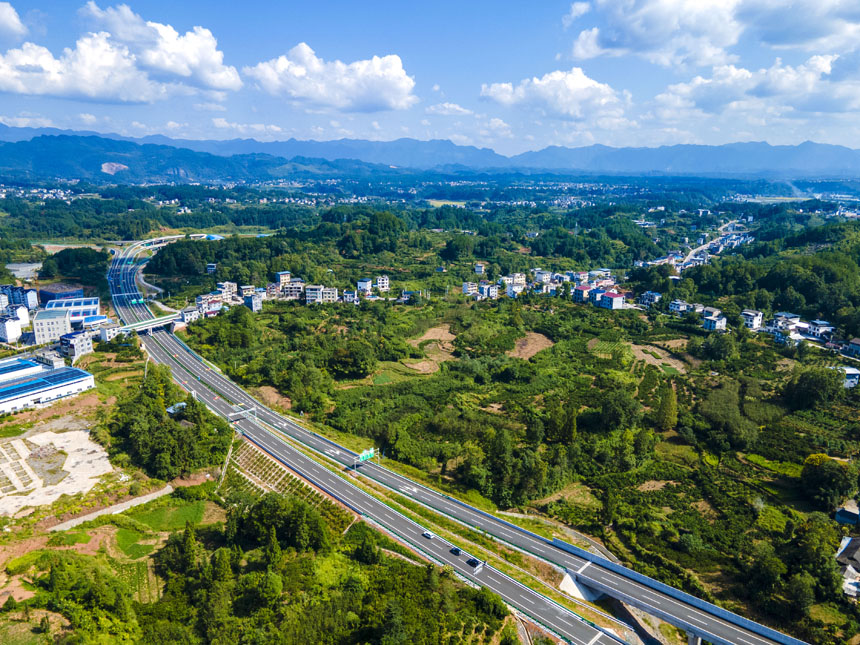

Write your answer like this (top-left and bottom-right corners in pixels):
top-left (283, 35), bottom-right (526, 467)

top-left (521, 596), bottom-right (536, 606)
top-left (586, 633), bottom-right (603, 645)
top-left (685, 615), bottom-right (707, 626)
top-left (578, 561), bottom-right (591, 574)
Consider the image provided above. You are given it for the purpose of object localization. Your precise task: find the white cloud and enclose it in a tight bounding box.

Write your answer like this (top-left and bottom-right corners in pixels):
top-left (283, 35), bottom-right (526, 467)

top-left (0, 113), bottom-right (52, 127)
top-left (193, 101), bottom-right (226, 111)
top-left (0, 2), bottom-right (25, 40)
top-left (426, 102), bottom-right (472, 116)
top-left (570, 0), bottom-right (742, 67)
top-left (569, 1), bottom-right (860, 69)
top-left (79, 112), bottom-right (97, 124)
top-left (212, 117), bottom-right (283, 136)
top-left (244, 42), bottom-right (417, 111)
top-left (0, 33), bottom-right (169, 102)
top-left (479, 117), bottom-right (513, 138)
top-left (481, 67), bottom-right (626, 121)
top-left (82, 2), bottom-right (241, 91)
top-left (654, 55), bottom-right (856, 118)
top-left (562, 2), bottom-right (590, 28)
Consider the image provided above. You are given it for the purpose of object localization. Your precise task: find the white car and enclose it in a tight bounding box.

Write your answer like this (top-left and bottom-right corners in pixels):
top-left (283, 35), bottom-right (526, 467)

top-left (422, 531), bottom-right (434, 540)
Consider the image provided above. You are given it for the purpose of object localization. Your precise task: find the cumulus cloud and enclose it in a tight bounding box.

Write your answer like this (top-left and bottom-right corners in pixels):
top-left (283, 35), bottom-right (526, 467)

top-left (481, 67), bottom-right (626, 121)
top-left (79, 112), bottom-right (97, 124)
top-left (653, 55), bottom-right (859, 122)
top-left (244, 42), bottom-right (417, 112)
top-left (569, 1), bottom-right (860, 68)
top-left (82, 2), bottom-right (240, 91)
top-left (0, 33), bottom-right (169, 101)
top-left (426, 102), bottom-right (472, 116)
top-left (0, 113), bottom-right (52, 127)
top-left (562, 2), bottom-right (590, 28)
top-left (212, 117), bottom-right (283, 136)
top-left (570, 0), bottom-right (742, 67)
top-left (0, 2), bottom-right (26, 40)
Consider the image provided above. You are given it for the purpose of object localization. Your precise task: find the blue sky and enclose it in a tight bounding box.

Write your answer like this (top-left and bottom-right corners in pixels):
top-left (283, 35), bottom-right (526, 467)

top-left (2, 1), bottom-right (860, 154)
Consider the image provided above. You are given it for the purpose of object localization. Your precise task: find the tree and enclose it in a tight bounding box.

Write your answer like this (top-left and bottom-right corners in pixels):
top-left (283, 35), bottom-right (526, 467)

top-left (786, 572), bottom-right (815, 615)
top-left (264, 525), bottom-right (282, 569)
top-left (655, 385), bottom-right (678, 431)
top-left (748, 543), bottom-right (786, 598)
top-left (783, 367), bottom-right (844, 410)
top-left (800, 454), bottom-right (852, 511)
top-left (600, 389), bottom-right (640, 432)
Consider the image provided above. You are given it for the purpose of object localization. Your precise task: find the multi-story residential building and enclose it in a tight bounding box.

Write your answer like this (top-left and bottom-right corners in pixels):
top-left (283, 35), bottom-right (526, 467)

top-left (0, 293), bottom-right (7, 309)
top-left (60, 331), bottom-right (93, 363)
top-left (478, 283), bottom-right (499, 299)
top-left (343, 290), bottom-right (359, 304)
top-left (5, 304), bottom-right (29, 326)
top-left (506, 284), bottom-right (525, 298)
top-left (244, 293), bottom-right (263, 313)
top-left (0, 317), bottom-right (22, 343)
top-left (462, 282), bottom-right (478, 295)
top-left (305, 285), bottom-right (338, 304)
top-left (599, 292), bottom-right (625, 310)
top-left (206, 263), bottom-right (217, 274)
top-left (357, 278), bottom-right (373, 295)
top-left (703, 315), bottom-right (727, 332)
top-left (99, 324), bottom-right (123, 343)
top-left (0, 285), bottom-right (38, 309)
top-left (282, 281), bottom-right (305, 301)
top-left (701, 306), bottom-right (722, 319)
top-left (573, 285), bottom-right (591, 303)
top-left (741, 309), bottom-right (763, 330)
top-left (216, 281), bottom-right (238, 301)
top-left (639, 291), bottom-right (662, 307)
top-left (511, 273), bottom-right (527, 286)
top-left (275, 271), bottom-right (292, 287)
top-left (33, 309), bottom-right (72, 345)
top-left (809, 320), bottom-right (834, 338)
top-left (669, 299), bottom-right (693, 314)
top-left (588, 288), bottom-right (607, 304)
top-left (240, 285), bottom-right (256, 298)
top-left (180, 307), bottom-right (200, 324)
top-left (474, 263), bottom-right (485, 275)
top-left (195, 293), bottom-right (223, 316)
top-left (375, 275), bottom-right (390, 292)
top-left (266, 283), bottom-right (281, 299)
top-left (534, 269), bottom-right (553, 284)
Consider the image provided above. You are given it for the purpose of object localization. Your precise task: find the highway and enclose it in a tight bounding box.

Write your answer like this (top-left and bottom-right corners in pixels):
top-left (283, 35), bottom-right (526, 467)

top-left (108, 238), bottom-right (806, 645)
top-left (107, 243), bottom-right (620, 645)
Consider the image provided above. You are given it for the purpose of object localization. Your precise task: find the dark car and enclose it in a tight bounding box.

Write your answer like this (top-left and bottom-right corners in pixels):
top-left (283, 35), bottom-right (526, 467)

top-left (450, 547), bottom-right (461, 556)
top-left (466, 557), bottom-right (480, 567)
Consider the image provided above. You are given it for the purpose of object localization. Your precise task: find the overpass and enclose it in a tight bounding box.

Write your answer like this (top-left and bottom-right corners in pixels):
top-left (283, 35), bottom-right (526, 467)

top-left (120, 313), bottom-right (179, 333)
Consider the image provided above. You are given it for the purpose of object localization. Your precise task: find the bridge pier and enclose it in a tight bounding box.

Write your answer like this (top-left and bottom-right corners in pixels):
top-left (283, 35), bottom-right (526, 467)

top-left (687, 632), bottom-right (702, 645)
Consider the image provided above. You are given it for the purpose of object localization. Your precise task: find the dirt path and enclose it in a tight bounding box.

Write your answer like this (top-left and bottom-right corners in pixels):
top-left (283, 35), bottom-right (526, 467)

top-left (49, 485), bottom-right (173, 532)
top-left (507, 332), bottom-right (554, 360)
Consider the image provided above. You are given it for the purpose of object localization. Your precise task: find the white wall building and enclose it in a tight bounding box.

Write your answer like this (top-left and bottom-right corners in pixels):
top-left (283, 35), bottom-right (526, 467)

top-left (375, 275), bottom-right (390, 292)
top-left (0, 317), bottom-right (22, 343)
top-left (33, 309), bottom-right (72, 345)
top-left (741, 309), bottom-right (763, 330)
top-left (0, 367), bottom-right (94, 414)
top-left (305, 285), bottom-right (338, 304)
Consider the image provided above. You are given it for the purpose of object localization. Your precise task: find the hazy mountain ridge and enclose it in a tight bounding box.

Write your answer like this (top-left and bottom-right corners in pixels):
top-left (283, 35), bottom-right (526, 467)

top-left (1, 124), bottom-right (860, 179)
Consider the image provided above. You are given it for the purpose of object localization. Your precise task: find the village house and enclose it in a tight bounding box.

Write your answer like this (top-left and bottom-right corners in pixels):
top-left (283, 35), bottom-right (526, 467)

top-left (741, 309), bottom-right (763, 330)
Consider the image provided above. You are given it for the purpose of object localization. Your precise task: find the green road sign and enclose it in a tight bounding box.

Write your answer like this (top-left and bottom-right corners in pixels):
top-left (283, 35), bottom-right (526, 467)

top-left (358, 448), bottom-right (375, 462)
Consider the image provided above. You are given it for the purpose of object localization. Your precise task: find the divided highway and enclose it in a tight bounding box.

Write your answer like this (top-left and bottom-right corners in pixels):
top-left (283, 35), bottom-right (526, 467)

top-left (108, 243), bottom-right (620, 645)
top-left (109, 238), bottom-right (806, 645)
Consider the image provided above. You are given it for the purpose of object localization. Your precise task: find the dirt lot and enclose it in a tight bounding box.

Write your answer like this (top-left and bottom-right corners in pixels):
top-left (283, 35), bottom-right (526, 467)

top-left (637, 480), bottom-right (678, 492)
top-left (507, 332), bottom-right (554, 360)
top-left (254, 385), bottom-right (292, 410)
top-left (405, 325), bottom-right (456, 374)
top-left (631, 344), bottom-right (688, 374)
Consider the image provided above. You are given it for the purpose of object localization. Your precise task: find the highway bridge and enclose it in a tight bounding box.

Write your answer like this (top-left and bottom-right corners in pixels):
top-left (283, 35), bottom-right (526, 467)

top-left (110, 239), bottom-right (807, 645)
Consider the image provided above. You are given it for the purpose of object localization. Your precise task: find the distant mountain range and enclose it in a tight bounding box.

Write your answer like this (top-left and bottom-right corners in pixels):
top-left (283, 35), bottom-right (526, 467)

top-left (1, 123), bottom-right (860, 181)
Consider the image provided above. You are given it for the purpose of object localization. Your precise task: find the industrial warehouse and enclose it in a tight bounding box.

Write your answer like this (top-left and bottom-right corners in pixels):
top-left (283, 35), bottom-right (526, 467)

top-left (0, 356), bottom-right (94, 415)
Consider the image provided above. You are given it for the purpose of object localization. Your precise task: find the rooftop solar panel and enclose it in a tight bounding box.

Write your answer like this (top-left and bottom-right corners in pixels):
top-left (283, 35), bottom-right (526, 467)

top-left (0, 368), bottom-right (91, 402)
top-left (0, 359), bottom-right (37, 376)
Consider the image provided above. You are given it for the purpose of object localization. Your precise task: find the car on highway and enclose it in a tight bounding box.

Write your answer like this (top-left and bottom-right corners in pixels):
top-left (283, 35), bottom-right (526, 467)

top-left (422, 531), bottom-right (434, 539)
top-left (466, 557), bottom-right (481, 567)
top-left (450, 546), bottom-right (461, 556)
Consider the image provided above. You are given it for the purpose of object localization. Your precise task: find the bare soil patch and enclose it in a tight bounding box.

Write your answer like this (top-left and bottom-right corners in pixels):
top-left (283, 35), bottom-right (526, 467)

top-left (404, 360), bottom-right (439, 374)
top-left (104, 370), bottom-right (143, 382)
top-left (693, 499), bottom-right (717, 521)
top-left (507, 332), bottom-right (554, 360)
top-left (655, 339), bottom-right (688, 350)
top-left (255, 385), bottom-right (292, 410)
top-left (533, 481), bottom-right (600, 508)
top-left (631, 344), bottom-right (687, 374)
top-left (637, 480), bottom-right (678, 492)
top-left (405, 325), bottom-right (456, 373)
top-left (408, 324), bottom-right (455, 348)
top-left (586, 338), bottom-right (599, 350)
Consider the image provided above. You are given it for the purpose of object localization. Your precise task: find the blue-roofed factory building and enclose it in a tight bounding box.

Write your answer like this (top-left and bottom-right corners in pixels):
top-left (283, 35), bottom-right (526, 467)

top-left (0, 356), bottom-right (95, 414)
